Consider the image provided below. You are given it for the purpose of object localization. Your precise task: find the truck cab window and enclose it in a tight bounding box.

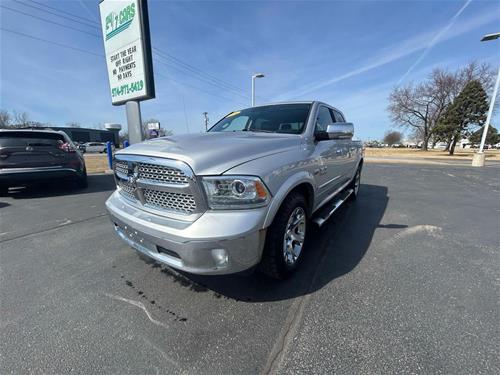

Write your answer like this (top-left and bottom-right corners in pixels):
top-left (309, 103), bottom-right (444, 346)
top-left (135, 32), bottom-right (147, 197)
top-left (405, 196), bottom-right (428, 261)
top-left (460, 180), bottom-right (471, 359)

top-left (315, 106), bottom-right (335, 133)
top-left (332, 110), bottom-right (345, 123)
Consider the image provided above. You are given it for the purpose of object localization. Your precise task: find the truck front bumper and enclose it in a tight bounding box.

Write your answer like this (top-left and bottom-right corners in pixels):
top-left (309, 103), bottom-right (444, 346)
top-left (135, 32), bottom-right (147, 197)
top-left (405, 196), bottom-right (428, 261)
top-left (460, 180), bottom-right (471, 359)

top-left (105, 191), bottom-right (268, 275)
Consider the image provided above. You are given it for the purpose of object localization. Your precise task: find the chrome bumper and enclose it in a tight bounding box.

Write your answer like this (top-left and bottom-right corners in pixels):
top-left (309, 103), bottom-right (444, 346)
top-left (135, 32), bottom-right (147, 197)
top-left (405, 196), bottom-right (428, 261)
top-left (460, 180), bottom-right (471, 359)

top-left (105, 191), bottom-right (268, 275)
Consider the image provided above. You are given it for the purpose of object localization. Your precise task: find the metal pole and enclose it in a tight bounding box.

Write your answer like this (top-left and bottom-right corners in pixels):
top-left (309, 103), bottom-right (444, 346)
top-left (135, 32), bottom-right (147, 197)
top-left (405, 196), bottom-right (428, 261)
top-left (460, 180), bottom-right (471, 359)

top-left (479, 66), bottom-right (500, 152)
top-left (251, 76), bottom-right (255, 107)
top-left (106, 141), bottom-right (113, 169)
top-left (126, 101), bottom-right (143, 144)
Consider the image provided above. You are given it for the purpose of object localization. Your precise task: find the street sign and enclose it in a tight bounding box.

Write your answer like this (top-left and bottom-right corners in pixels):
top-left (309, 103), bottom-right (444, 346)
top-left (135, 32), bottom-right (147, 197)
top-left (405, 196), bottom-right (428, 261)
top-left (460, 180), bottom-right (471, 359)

top-left (147, 122), bottom-right (160, 130)
top-left (99, 0), bottom-right (155, 106)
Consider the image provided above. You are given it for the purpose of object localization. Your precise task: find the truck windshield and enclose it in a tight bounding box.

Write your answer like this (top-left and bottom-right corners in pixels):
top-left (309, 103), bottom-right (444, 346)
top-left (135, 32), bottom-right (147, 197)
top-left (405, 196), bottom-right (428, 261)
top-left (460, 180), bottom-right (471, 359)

top-left (209, 104), bottom-right (311, 134)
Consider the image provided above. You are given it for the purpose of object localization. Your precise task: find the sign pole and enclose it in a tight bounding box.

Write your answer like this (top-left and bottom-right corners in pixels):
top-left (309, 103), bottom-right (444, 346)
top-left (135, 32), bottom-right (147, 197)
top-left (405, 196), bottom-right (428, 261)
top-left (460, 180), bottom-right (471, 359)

top-left (126, 100), bottom-right (143, 144)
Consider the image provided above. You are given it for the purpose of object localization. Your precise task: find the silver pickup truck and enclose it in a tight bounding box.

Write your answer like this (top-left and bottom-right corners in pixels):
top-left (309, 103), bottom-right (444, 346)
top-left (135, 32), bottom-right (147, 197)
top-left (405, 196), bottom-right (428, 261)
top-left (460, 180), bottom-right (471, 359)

top-left (106, 101), bottom-right (363, 279)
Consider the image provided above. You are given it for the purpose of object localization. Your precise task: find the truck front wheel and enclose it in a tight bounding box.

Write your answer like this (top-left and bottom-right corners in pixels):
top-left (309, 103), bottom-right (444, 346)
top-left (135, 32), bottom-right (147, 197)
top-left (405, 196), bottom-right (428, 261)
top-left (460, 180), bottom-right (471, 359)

top-left (260, 192), bottom-right (308, 279)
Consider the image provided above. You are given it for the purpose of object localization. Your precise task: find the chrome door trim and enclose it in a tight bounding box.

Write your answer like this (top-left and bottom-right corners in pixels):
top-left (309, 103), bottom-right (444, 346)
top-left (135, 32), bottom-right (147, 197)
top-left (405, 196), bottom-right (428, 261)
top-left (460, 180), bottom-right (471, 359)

top-left (318, 174), bottom-right (341, 189)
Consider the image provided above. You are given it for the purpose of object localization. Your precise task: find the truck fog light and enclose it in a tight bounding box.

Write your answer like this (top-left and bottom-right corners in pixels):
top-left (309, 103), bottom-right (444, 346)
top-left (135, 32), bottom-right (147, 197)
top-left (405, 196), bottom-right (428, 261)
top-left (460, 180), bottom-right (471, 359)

top-left (211, 249), bottom-right (228, 267)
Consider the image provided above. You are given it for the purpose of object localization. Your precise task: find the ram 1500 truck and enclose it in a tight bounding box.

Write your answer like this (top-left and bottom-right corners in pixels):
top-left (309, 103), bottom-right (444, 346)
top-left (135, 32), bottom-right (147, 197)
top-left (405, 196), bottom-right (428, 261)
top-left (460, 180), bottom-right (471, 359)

top-left (106, 102), bottom-right (363, 279)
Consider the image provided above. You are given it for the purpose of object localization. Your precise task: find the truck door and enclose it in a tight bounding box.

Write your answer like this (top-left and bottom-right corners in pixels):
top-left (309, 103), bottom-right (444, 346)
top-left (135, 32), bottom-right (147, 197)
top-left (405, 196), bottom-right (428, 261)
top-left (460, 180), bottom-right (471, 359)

top-left (331, 109), bottom-right (357, 182)
top-left (312, 106), bottom-right (344, 202)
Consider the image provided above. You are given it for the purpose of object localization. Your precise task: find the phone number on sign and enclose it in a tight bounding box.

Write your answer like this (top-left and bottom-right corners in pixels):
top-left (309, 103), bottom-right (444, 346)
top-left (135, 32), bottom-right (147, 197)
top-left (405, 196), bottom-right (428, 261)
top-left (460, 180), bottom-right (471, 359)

top-left (112, 80), bottom-right (144, 97)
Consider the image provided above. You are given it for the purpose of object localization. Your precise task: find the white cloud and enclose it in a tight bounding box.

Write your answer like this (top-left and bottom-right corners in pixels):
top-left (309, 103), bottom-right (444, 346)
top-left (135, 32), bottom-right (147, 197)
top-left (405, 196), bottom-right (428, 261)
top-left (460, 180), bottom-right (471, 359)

top-left (273, 7), bottom-right (499, 101)
top-left (397, 0), bottom-right (472, 84)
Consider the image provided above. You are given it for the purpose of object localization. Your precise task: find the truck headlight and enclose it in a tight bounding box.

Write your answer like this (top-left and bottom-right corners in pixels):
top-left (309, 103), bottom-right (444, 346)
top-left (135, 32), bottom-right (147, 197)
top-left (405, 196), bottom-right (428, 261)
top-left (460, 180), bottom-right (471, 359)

top-left (202, 176), bottom-right (270, 209)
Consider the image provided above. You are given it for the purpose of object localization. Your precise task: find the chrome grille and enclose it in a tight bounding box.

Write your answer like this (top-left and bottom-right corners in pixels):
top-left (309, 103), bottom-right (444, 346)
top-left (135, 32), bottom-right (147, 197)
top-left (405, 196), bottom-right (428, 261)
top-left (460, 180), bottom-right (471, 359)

top-left (115, 160), bottom-right (188, 184)
top-left (114, 161), bottom-right (129, 176)
top-left (138, 163), bottom-right (188, 184)
top-left (114, 156), bottom-right (202, 216)
top-left (143, 189), bottom-right (196, 213)
top-left (117, 179), bottom-right (135, 201)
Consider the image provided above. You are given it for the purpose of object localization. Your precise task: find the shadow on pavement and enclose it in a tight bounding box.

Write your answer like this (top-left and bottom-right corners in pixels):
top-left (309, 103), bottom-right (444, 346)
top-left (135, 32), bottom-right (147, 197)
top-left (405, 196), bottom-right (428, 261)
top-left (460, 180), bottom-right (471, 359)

top-left (139, 184), bottom-right (397, 302)
top-left (3, 174), bottom-right (116, 199)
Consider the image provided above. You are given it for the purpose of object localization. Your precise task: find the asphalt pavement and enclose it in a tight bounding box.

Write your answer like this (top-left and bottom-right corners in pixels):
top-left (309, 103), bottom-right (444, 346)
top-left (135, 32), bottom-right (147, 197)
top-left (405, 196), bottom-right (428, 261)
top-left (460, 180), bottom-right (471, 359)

top-left (1, 163), bottom-right (499, 374)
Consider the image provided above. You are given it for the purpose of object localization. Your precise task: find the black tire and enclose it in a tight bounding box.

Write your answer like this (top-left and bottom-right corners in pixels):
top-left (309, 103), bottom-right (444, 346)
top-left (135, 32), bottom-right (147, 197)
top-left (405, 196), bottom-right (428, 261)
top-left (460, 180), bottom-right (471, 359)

top-left (349, 165), bottom-right (362, 201)
top-left (75, 169), bottom-right (88, 189)
top-left (0, 185), bottom-right (9, 196)
top-left (259, 192), bottom-right (308, 280)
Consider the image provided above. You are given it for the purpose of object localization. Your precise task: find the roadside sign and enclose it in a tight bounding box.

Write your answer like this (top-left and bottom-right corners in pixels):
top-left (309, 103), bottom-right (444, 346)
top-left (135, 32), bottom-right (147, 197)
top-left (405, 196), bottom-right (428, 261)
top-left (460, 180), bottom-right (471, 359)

top-left (147, 122), bottom-right (160, 130)
top-left (99, 0), bottom-right (155, 106)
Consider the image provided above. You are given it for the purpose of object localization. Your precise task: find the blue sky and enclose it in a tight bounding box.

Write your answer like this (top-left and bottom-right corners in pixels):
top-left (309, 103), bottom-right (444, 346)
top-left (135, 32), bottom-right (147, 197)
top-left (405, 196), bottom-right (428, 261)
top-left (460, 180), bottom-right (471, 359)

top-left (1, 0), bottom-right (499, 140)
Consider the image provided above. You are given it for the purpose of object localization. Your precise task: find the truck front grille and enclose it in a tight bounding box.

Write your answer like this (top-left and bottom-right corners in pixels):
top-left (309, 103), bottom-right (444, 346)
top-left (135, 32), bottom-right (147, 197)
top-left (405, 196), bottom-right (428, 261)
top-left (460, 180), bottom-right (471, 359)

top-left (115, 160), bottom-right (189, 185)
top-left (114, 156), bottom-right (203, 215)
top-left (143, 189), bottom-right (196, 213)
top-left (137, 163), bottom-right (188, 184)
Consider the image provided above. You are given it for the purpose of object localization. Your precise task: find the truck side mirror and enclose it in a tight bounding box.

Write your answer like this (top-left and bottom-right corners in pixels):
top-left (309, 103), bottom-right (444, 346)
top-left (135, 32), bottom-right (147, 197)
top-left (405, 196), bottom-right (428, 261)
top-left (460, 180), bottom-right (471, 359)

top-left (325, 123), bottom-right (354, 140)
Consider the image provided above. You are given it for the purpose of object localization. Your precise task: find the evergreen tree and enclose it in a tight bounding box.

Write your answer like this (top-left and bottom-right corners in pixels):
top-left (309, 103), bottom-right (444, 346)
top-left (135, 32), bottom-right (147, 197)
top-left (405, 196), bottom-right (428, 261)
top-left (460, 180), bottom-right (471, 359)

top-left (437, 80), bottom-right (489, 155)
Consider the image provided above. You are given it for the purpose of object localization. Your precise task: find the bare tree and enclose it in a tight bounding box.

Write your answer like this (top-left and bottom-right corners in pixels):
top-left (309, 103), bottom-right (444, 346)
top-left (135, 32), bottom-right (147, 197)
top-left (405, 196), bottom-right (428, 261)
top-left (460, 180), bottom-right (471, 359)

top-left (383, 131), bottom-right (402, 145)
top-left (66, 121), bottom-right (81, 128)
top-left (388, 81), bottom-right (445, 151)
top-left (388, 62), bottom-right (495, 150)
top-left (13, 110), bottom-right (30, 127)
top-left (0, 110), bottom-right (11, 128)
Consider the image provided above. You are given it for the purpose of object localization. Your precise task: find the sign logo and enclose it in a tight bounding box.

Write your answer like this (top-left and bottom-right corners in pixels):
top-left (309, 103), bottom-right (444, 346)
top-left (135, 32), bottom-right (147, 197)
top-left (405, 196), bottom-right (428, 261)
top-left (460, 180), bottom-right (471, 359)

top-left (105, 2), bottom-right (136, 40)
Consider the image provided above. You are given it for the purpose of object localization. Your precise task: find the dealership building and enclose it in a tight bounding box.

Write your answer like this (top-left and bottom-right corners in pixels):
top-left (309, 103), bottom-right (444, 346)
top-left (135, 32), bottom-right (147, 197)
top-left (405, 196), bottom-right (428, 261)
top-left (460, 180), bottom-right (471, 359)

top-left (46, 123), bottom-right (122, 146)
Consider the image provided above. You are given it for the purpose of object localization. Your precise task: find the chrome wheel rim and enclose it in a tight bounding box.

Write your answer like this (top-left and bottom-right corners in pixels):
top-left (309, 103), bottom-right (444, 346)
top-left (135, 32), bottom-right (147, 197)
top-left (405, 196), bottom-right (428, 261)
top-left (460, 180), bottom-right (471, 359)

top-left (354, 170), bottom-right (360, 195)
top-left (283, 207), bottom-right (306, 266)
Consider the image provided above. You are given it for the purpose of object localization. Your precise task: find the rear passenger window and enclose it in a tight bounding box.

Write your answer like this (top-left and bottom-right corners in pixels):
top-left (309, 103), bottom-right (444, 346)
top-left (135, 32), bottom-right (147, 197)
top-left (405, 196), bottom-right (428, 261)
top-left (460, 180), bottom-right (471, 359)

top-left (315, 106), bottom-right (335, 132)
top-left (0, 132), bottom-right (65, 147)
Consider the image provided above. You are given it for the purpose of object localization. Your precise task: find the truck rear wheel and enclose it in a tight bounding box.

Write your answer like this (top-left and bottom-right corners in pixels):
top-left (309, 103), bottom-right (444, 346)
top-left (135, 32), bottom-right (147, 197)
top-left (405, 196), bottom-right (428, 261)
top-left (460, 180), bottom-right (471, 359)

top-left (260, 192), bottom-right (308, 280)
top-left (349, 165), bottom-right (362, 201)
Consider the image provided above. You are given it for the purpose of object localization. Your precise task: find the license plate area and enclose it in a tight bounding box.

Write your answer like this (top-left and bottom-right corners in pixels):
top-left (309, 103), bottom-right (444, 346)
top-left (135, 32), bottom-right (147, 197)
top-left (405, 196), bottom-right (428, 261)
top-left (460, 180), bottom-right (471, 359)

top-left (115, 224), bottom-right (156, 253)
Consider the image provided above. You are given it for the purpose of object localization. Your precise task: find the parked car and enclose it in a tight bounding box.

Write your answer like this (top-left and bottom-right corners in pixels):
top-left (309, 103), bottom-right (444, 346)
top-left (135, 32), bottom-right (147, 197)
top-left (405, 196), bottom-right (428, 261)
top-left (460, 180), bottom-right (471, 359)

top-left (84, 142), bottom-right (112, 153)
top-left (0, 129), bottom-right (87, 194)
top-left (106, 102), bottom-right (363, 279)
top-left (74, 142), bottom-right (86, 153)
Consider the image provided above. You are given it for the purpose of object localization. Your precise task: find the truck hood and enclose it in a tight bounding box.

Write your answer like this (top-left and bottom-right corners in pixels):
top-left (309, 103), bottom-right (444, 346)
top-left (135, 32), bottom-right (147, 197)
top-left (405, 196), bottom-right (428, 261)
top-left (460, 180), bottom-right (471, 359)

top-left (117, 132), bottom-right (303, 175)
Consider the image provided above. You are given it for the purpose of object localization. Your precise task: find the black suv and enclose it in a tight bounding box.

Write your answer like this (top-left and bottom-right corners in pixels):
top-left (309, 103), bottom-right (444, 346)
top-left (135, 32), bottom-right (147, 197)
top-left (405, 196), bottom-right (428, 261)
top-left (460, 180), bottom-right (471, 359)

top-left (0, 129), bottom-right (87, 194)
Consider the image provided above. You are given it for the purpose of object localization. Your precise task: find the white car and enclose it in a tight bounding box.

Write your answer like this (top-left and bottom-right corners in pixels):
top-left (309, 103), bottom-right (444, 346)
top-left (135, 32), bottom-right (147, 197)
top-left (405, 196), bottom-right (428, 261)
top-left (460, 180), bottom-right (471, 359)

top-left (84, 142), bottom-right (112, 153)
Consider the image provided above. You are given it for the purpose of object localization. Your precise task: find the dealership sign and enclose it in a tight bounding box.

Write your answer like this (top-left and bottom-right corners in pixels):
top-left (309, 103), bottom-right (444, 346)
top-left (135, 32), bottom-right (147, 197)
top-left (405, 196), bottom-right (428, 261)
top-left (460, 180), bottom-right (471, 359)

top-left (99, 0), bottom-right (155, 105)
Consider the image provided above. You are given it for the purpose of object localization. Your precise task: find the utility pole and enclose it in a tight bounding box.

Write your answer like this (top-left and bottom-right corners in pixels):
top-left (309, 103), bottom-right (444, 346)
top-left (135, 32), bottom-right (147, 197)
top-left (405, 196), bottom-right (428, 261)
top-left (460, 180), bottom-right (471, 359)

top-left (203, 112), bottom-right (209, 132)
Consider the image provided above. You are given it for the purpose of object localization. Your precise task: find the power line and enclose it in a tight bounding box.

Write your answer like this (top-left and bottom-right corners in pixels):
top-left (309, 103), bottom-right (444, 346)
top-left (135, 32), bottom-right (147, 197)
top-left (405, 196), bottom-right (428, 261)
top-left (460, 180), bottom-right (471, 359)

top-left (13, 0), bottom-right (98, 29)
top-left (13, 0), bottom-right (252, 99)
top-left (4, 3), bottom-right (253, 105)
top-left (154, 69), bottom-right (246, 106)
top-left (1, 26), bottom-right (244, 106)
top-left (153, 47), bottom-right (249, 97)
top-left (1, 5), bottom-right (101, 38)
top-left (1, 27), bottom-right (104, 58)
top-left (153, 55), bottom-right (249, 101)
top-left (27, 0), bottom-right (100, 25)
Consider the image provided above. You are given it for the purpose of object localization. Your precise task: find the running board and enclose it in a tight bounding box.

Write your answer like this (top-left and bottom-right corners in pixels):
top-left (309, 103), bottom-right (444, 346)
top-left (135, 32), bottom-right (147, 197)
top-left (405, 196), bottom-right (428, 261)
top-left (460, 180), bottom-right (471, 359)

top-left (313, 189), bottom-right (353, 226)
